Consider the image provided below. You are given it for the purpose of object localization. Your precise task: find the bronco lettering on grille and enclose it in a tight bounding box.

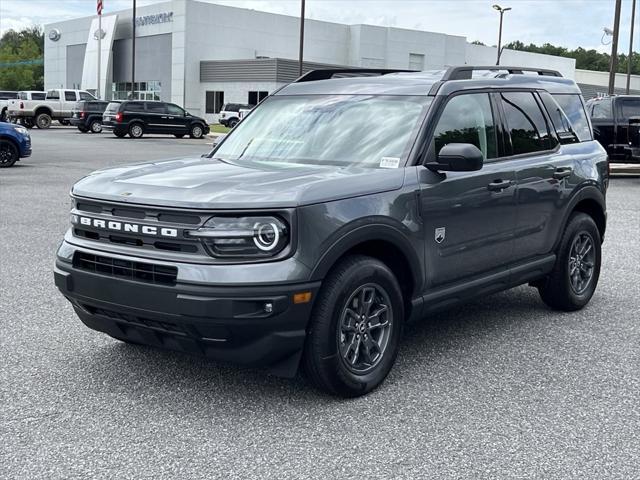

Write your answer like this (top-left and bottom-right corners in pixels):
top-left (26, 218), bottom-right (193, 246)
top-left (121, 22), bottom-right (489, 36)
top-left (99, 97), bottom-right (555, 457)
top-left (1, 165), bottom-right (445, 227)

top-left (72, 215), bottom-right (179, 238)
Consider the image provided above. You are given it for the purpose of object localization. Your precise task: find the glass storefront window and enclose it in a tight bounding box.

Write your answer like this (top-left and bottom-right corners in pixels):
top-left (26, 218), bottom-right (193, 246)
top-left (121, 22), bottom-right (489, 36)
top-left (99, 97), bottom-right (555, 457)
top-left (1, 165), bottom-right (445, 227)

top-left (111, 81), bottom-right (162, 101)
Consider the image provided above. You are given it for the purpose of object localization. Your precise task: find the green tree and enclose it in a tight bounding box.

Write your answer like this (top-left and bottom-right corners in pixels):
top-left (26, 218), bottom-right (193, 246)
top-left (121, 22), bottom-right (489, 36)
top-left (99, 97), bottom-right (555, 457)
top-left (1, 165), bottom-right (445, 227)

top-left (0, 27), bottom-right (45, 90)
top-left (503, 40), bottom-right (639, 75)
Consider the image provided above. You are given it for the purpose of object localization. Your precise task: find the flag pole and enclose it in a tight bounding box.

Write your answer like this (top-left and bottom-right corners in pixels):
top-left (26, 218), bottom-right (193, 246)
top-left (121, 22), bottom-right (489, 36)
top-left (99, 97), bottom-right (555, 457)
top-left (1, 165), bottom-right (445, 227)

top-left (97, 0), bottom-right (102, 99)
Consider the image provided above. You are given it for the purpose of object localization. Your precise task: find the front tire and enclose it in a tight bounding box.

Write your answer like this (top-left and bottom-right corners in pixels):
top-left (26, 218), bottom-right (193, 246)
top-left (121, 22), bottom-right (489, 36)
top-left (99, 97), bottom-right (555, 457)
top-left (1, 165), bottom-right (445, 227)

top-left (538, 212), bottom-right (601, 311)
top-left (303, 255), bottom-right (404, 397)
top-left (0, 140), bottom-right (19, 168)
top-left (189, 124), bottom-right (204, 139)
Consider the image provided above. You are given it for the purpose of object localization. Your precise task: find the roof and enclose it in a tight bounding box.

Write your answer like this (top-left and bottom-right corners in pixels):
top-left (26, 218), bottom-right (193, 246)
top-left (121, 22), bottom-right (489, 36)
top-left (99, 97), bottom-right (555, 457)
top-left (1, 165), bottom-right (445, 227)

top-left (275, 67), bottom-right (582, 97)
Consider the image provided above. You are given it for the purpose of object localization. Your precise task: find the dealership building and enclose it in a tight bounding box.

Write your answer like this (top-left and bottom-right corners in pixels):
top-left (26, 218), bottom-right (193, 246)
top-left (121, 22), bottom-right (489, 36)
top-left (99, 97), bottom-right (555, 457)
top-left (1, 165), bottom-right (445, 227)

top-left (45, 0), bottom-right (577, 123)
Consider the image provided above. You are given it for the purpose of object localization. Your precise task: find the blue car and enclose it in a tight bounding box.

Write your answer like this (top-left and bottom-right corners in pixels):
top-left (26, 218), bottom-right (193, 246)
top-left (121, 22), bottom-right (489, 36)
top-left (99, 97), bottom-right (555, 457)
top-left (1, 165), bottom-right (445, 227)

top-left (0, 121), bottom-right (31, 168)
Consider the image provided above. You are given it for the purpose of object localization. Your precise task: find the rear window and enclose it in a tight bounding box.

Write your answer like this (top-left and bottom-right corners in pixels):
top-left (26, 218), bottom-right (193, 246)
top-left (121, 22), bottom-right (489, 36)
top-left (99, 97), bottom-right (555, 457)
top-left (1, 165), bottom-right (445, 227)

top-left (552, 94), bottom-right (591, 141)
top-left (104, 102), bottom-right (120, 113)
top-left (539, 92), bottom-right (579, 144)
top-left (619, 98), bottom-right (640, 119)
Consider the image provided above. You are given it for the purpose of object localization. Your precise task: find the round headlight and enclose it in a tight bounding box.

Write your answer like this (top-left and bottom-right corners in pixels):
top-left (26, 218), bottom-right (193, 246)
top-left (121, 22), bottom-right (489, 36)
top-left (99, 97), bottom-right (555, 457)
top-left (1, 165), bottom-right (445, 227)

top-left (254, 222), bottom-right (280, 251)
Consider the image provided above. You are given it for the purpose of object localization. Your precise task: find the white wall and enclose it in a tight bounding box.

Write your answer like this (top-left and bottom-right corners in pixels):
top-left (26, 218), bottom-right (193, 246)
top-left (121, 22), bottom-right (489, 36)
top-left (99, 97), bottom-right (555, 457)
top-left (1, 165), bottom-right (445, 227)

top-left (575, 68), bottom-right (640, 91)
top-left (198, 81), bottom-right (281, 123)
top-left (465, 43), bottom-right (576, 79)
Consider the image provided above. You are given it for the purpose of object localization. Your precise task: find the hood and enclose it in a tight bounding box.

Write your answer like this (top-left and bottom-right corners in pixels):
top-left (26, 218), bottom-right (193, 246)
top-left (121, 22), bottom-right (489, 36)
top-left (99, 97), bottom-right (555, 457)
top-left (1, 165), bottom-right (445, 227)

top-left (71, 156), bottom-right (406, 209)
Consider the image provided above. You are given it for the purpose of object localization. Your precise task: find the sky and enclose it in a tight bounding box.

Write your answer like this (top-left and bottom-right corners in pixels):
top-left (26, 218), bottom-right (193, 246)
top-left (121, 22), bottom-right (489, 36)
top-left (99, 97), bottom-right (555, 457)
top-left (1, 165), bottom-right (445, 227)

top-left (0, 0), bottom-right (637, 54)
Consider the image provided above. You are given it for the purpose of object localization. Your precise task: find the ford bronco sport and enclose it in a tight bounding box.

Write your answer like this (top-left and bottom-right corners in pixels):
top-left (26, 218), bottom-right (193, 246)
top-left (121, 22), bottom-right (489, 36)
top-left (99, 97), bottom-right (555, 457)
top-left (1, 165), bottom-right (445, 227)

top-left (54, 66), bottom-right (608, 397)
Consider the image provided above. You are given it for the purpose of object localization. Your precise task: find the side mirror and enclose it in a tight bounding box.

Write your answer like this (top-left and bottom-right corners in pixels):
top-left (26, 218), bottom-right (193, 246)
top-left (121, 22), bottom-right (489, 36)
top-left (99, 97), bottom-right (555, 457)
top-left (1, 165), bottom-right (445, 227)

top-left (426, 143), bottom-right (484, 172)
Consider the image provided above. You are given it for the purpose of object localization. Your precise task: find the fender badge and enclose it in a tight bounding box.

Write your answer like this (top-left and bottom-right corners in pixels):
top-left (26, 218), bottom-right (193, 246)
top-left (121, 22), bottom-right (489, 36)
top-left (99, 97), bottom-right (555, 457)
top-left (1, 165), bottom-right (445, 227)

top-left (435, 227), bottom-right (445, 244)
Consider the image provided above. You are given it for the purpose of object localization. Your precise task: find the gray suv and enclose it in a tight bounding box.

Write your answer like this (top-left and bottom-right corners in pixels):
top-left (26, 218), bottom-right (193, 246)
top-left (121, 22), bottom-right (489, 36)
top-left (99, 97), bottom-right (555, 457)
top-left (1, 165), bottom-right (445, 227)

top-left (54, 66), bottom-right (608, 397)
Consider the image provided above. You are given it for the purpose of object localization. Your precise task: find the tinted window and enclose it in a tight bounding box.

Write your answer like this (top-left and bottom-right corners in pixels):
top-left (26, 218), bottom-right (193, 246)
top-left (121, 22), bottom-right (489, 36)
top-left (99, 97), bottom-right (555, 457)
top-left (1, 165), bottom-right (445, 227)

top-left (79, 92), bottom-right (94, 100)
top-left (0, 91), bottom-right (17, 99)
top-left (166, 104), bottom-right (185, 116)
top-left (105, 102), bottom-right (120, 113)
top-left (64, 91), bottom-right (77, 101)
top-left (32, 92), bottom-right (46, 100)
top-left (501, 92), bottom-right (552, 155)
top-left (146, 102), bottom-right (166, 113)
top-left (539, 92), bottom-right (575, 145)
top-left (589, 98), bottom-right (612, 119)
top-left (553, 94), bottom-right (591, 141)
top-left (125, 102), bottom-right (145, 112)
top-left (47, 90), bottom-right (60, 99)
top-left (433, 93), bottom-right (497, 159)
top-left (620, 99), bottom-right (640, 119)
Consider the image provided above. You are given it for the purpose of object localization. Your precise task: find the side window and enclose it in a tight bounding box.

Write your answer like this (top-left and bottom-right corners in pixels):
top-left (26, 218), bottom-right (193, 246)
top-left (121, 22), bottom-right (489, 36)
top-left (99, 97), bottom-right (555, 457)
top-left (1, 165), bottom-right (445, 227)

top-left (125, 102), bottom-right (145, 112)
top-left (539, 92), bottom-right (577, 144)
top-left (47, 90), bottom-right (60, 100)
top-left (501, 91), bottom-right (553, 155)
top-left (64, 91), bottom-right (77, 101)
top-left (432, 93), bottom-right (497, 160)
top-left (166, 104), bottom-right (185, 116)
top-left (552, 94), bottom-right (592, 141)
top-left (146, 102), bottom-right (166, 114)
top-left (619, 99), bottom-right (640, 119)
top-left (79, 92), bottom-right (94, 101)
top-left (589, 99), bottom-right (612, 120)
top-left (32, 92), bottom-right (46, 100)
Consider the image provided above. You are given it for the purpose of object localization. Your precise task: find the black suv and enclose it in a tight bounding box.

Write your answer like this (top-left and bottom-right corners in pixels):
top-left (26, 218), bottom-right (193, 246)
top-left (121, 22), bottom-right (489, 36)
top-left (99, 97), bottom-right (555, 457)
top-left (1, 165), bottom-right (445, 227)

top-left (102, 100), bottom-right (210, 139)
top-left (70, 100), bottom-right (110, 133)
top-left (585, 95), bottom-right (640, 163)
top-left (54, 66), bottom-right (608, 397)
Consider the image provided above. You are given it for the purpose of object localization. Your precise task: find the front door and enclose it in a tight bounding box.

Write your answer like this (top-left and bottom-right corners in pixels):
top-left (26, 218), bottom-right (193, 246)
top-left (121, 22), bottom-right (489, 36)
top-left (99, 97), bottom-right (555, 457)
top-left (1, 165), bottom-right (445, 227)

top-left (165, 103), bottom-right (189, 135)
top-left (419, 92), bottom-right (518, 288)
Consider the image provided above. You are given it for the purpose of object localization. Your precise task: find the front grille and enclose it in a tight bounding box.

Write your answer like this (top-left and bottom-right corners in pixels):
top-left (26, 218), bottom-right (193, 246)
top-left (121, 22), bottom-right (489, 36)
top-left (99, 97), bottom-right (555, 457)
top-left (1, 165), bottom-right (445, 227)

top-left (72, 201), bottom-right (206, 256)
top-left (73, 252), bottom-right (178, 285)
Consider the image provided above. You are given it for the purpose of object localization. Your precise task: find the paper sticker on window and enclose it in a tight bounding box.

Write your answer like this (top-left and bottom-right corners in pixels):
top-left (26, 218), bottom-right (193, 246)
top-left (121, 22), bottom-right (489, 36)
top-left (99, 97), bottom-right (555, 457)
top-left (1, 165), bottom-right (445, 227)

top-left (380, 157), bottom-right (400, 169)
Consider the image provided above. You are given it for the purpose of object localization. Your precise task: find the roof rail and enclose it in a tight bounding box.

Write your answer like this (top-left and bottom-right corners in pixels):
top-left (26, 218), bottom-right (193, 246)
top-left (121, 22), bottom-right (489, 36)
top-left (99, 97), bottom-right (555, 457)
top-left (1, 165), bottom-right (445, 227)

top-left (295, 68), bottom-right (416, 83)
top-left (442, 65), bottom-right (562, 81)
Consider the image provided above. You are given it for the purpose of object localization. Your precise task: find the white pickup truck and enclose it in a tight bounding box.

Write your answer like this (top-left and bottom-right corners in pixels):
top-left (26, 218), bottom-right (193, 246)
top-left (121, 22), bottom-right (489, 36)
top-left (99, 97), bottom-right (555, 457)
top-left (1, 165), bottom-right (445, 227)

top-left (6, 91), bottom-right (46, 128)
top-left (0, 90), bottom-right (19, 122)
top-left (8, 88), bottom-right (96, 129)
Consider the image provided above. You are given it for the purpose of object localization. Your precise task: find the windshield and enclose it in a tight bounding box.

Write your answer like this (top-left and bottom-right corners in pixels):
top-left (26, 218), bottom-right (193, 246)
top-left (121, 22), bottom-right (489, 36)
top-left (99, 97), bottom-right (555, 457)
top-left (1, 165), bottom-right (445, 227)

top-left (214, 95), bottom-right (431, 168)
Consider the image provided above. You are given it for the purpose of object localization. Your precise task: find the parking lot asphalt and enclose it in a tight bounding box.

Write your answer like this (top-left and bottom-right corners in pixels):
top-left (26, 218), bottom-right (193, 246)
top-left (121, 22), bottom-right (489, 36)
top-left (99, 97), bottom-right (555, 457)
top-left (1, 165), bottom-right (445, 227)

top-left (1, 127), bottom-right (640, 479)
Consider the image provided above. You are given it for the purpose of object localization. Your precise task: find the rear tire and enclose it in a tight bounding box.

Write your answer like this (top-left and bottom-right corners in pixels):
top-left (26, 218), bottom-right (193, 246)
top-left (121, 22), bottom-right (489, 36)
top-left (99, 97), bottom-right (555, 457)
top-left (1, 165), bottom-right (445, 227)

top-left (35, 112), bottom-right (52, 129)
top-left (89, 120), bottom-right (102, 133)
top-left (0, 140), bottom-right (19, 168)
top-left (303, 255), bottom-right (404, 397)
top-left (189, 124), bottom-right (204, 139)
top-left (129, 123), bottom-right (144, 138)
top-left (538, 212), bottom-right (601, 311)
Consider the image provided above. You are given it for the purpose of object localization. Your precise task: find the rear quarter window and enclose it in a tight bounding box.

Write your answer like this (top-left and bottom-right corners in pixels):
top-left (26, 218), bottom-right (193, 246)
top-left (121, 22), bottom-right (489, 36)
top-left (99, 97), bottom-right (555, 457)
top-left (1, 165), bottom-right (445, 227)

top-left (125, 102), bottom-right (145, 112)
top-left (552, 94), bottom-right (592, 141)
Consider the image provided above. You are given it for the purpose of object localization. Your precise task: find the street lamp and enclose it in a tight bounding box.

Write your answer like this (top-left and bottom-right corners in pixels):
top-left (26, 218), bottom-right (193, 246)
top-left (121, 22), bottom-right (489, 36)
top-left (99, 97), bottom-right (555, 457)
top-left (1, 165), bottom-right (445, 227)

top-left (492, 4), bottom-right (511, 65)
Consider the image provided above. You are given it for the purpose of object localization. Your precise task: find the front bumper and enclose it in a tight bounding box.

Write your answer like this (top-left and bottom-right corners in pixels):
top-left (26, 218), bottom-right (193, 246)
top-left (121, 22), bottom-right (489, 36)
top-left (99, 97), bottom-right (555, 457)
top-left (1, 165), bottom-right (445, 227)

top-left (54, 246), bottom-right (320, 377)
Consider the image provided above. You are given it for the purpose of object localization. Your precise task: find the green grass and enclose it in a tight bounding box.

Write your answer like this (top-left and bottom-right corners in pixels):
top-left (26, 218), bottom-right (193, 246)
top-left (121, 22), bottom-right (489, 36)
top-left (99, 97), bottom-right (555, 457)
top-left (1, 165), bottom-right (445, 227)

top-left (210, 124), bottom-right (231, 134)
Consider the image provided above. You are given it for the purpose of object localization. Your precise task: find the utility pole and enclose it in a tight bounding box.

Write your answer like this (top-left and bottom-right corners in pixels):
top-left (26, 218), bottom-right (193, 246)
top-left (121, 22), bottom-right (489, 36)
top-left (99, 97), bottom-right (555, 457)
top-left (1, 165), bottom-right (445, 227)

top-left (627, 0), bottom-right (637, 94)
top-left (298, 0), bottom-right (305, 76)
top-left (131, 0), bottom-right (137, 99)
top-left (493, 5), bottom-right (512, 65)
top-left (97, 0), bottom-right (102, 99)
top-left (608, 0), bottom-right (622, 95)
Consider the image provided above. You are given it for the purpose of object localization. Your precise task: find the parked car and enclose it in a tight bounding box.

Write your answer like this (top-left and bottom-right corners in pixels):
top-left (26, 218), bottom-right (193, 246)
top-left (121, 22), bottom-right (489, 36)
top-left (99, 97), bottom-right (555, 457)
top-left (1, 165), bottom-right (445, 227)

top-left (0, 121), bottom-right (32, 168)
top-left (0, 90), bottom-right (18, 122)
top-left (585, 95), bottom-right (640, 163)
top-left (6, 91), bottom-right (47, 128)
top-left (102, 100), bottom-right (210, 139)
top-left (54, 66), bottom-right (607, 397)
top-left (219, 103), bottom-right (253, 128)
top-left (70, 100), bottom-right (111, 133)
top-left (8, 88), bottom-right (96, 129)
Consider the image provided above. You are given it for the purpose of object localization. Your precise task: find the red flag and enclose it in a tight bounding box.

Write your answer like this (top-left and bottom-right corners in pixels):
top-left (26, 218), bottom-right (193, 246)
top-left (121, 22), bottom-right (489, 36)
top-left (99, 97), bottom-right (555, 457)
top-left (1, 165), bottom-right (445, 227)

top-left (97, 0), bottom-right (103, 15)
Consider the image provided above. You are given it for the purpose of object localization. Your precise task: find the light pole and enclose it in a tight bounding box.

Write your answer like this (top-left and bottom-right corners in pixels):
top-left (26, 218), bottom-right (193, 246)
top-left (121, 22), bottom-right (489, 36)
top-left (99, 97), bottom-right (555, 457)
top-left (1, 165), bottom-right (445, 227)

top-left (627, 0), bottom-right (636, 94)
top-left (608, 0), bottom-right (622, 95)
top-left (298, 0), bottom-right (305, 77)
top-left (493, 4), bottom-right (511, 65)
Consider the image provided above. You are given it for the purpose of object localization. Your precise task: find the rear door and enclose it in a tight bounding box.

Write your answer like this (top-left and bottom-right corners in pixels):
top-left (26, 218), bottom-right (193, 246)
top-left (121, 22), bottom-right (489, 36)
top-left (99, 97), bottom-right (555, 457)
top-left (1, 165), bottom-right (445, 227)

top-left (616, 97), bottom-right (640, 155)
top-left (62, 90), bottom-right (78, 116)
top-left (589, 98), bottom-right (616, 157)
top-left (144, 102), bottom-right (167, 133)
top-left (503, 91), bottom-right (574, 262)
top-left (419, 92), bottom-right (518, 287)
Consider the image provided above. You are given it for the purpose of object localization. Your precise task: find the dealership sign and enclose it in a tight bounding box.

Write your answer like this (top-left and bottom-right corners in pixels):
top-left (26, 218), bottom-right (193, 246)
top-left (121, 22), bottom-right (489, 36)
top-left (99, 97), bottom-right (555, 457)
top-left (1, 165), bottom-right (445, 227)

top-left (135, 11), bottom-right (174, 27)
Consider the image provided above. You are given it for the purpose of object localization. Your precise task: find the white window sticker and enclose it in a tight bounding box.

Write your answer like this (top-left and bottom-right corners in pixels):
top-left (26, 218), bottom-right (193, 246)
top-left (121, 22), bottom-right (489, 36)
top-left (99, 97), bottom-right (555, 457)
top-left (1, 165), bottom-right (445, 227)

top-left (380, 157), bottom-right (400, 169)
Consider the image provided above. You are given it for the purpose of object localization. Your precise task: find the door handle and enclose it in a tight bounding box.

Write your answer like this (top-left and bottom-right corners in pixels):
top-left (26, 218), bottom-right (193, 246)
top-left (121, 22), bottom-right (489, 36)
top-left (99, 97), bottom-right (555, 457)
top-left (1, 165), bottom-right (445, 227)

top-left (487, 179), bottom-right (514, 191)
top-left (553, 167), bottom-right (572, 180)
